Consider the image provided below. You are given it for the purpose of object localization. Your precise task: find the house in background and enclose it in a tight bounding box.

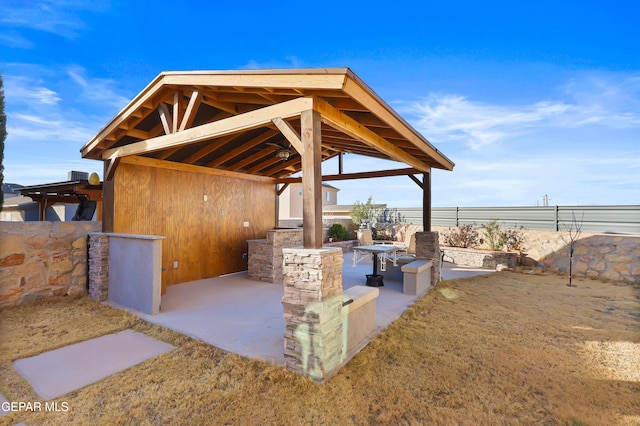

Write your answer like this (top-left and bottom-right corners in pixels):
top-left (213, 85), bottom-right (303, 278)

top-left (278, 182), bottom-right (338, 227)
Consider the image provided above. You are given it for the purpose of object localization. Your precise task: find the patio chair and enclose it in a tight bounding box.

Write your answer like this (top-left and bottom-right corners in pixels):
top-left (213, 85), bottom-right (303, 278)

top-left (357, 228), bottom-right (374, 246)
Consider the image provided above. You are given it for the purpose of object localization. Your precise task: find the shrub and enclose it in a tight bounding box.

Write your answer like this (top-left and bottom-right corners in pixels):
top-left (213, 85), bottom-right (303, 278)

top-left (483, 219), bottom-right (505, 251)
top-left (502, 227), bottom-right (525, 252)
top-left (328, 223), bottom-right (347, 241)
top-left (443, 224), bottom-right (479, 248)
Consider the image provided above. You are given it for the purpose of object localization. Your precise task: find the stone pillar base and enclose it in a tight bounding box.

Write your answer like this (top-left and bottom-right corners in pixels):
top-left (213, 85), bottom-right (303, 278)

top-left (88, 233), bottom-right (110, 301)
top-left (281, 247), bottom-right (344, 382)
top-left (415, 231), bottom-right (441, 285)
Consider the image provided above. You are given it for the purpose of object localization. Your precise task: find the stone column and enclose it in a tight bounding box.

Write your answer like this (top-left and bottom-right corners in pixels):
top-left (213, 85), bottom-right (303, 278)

top-left (415, 231), bottom-right (441, 285)
top-left (88, 233), bottom-right (110, 301)
top-left (281, 247), bottom-right (344, 382)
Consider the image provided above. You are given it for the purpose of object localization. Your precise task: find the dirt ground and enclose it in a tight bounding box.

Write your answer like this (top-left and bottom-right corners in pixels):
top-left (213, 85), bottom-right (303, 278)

top-left (1, 272), bottom-right (638, 425)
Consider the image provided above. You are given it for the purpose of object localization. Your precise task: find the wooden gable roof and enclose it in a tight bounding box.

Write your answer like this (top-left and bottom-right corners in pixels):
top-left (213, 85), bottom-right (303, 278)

top-left (81, 68), bottom-right (454, 180)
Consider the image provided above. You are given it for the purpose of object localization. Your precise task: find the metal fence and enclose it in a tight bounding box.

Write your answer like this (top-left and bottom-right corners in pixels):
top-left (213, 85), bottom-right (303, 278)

top-left (395, 205), bottom-right (640, 234)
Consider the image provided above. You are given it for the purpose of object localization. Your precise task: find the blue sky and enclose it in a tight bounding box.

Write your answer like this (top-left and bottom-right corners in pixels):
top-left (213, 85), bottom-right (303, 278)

top-left (1, 0), bottom-right (639, 207)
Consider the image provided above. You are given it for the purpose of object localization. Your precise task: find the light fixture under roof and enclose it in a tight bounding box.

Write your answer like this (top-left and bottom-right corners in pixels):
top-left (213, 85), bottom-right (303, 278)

top-left (276, 148), bottom-right (291, 160)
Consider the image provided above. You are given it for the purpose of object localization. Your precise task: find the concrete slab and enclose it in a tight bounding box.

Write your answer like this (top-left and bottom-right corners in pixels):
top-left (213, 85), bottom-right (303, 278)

top-left (107, 252), bottom-right (493, 366)
top-left (13, 330), bottom-right (174, 400)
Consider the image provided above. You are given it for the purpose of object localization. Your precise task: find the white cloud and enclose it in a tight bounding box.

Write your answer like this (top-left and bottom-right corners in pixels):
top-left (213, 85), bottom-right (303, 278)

top-left (67, 65), bottom-right (130, 110)
top-left (399, 71), bottom-right (640, 151)
top-left (4, 75), bottom-right (61, 105)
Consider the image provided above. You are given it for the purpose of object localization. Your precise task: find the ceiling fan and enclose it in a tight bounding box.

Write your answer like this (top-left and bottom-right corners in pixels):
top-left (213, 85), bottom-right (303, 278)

top-left (267, 142), bottom-right (293, 160)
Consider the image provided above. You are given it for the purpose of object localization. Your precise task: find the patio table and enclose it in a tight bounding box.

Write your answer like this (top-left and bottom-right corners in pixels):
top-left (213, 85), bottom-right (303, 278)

top-left (352, 244), bottom-right (399, 287)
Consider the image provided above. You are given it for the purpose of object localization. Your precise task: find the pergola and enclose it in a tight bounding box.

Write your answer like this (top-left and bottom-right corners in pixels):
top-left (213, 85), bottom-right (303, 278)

top-left (19, 180), bottom-right (103, 221)
top-left (81, 68), bottom-right (454, 247)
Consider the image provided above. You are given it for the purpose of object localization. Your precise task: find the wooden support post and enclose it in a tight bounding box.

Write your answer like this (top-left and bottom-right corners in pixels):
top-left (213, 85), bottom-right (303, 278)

top-left (300, 109), bottom-right (322, 249)
top-left (102, 160), bottom-right (115, 233)
top-left (423, 172), bottom-right (431, 232)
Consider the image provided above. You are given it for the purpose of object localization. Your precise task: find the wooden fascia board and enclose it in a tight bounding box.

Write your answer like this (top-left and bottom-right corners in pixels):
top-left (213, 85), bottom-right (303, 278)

top-left (342, 77), bottom-right (455, 171)
top-left (81, 73), bottom-right (167, 158)
top-left (161, 72), bottom-right (347, 91)
top-left (313, 97), bottom-right (432, 173)
top-left (120, 156), bottom-right (275, 183)
top-left (101, 97), bottom-right (314, 159)
top-left (276, 167), bottom-right (424, 184)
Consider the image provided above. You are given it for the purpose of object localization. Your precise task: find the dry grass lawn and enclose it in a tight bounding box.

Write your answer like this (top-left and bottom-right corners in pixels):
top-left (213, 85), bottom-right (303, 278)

top-left (1, 272), bottom-right (638, 425)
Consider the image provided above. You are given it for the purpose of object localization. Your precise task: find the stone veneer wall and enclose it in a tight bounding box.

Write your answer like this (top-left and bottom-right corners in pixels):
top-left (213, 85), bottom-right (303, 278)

top-left (247, 229), bottom-right (303, 282)
top-left (88, 233), bottom-right (110, 301)
top-left (526, 232), bottom-right (640, 284)
top-left (0, 221), bottom-right (101, 308)
top-left (281, 247), bottom-right (344, 382)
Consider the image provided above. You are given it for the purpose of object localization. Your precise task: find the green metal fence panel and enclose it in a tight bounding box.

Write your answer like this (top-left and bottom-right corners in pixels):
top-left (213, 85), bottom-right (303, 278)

top-left (395, 205), bottom-right (640, 234)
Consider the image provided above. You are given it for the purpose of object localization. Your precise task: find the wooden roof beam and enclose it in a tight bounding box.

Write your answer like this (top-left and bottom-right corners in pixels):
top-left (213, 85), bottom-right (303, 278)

top-left (272, 117), bottom-right (303, 154)
top-left (101, 97), bottom-right (314, 159)
top-left (343, 77), bottom-right (454, 170)
top-left (277, 167), bottom-right (422, 184)
top-left (314, 97), bottom-right (431, 173)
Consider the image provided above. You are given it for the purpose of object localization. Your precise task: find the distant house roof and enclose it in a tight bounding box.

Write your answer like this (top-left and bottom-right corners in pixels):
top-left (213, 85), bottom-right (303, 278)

top-left (80, 68), bottom-right (454, 181)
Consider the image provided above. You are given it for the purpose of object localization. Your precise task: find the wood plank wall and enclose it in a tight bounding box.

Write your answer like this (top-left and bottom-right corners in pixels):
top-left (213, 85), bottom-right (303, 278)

top-left (113, 162), bottom-right (275, 289)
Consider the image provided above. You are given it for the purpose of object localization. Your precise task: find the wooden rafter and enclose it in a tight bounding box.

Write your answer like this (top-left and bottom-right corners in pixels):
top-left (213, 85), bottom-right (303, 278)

top-left (184, 134), bottom-right (239, 164)
top-left (226, 146), bottom-right (277, 172)
top-left (207, 129), bottom-right (279, 168)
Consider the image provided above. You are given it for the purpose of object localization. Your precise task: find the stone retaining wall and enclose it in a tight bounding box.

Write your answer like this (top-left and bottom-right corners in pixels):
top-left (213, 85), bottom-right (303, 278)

top-left (434, 226), bottom-right (639, 284)
top-left (528, 232), bottom-right (640, 284)
top-left (0, 221), bottom-right (101, 308)
top-left (440, 247), bottom-right (519, 269)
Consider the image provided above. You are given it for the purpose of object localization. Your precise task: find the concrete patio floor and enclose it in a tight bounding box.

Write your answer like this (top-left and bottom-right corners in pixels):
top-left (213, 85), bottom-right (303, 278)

top-left (108, 252), bottom-right (493, 365)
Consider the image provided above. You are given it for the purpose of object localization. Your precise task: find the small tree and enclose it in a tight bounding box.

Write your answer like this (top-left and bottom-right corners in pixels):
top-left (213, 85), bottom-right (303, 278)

top-left (483, 219), bottom-right (505, 251)
top-left (560, 211), bottom-right (584, 287)
top-left (350, 196), bottom-right (379, 227)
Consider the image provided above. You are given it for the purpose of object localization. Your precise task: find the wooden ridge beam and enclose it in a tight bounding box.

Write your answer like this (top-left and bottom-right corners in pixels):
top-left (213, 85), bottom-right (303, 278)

top-left (102, 97), bottom-right (314, 160)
